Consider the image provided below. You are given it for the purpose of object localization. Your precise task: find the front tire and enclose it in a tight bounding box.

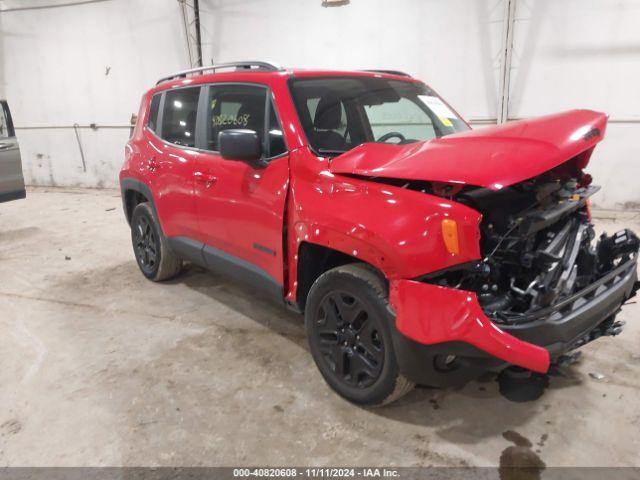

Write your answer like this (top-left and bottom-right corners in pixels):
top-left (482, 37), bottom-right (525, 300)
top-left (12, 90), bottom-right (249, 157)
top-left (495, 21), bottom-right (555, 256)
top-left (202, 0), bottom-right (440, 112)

top-left (131, 202), bottom-right (182, 281)
top-left (305, 263), bottom-right (414, 406)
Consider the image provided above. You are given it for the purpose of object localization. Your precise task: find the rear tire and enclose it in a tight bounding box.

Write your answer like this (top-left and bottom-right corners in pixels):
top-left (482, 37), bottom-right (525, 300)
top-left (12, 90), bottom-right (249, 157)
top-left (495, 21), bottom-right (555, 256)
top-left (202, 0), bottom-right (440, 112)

top-left (305, 263), bottom-right (414, 406)
top-left (131, 202), bottom-right (182, 281)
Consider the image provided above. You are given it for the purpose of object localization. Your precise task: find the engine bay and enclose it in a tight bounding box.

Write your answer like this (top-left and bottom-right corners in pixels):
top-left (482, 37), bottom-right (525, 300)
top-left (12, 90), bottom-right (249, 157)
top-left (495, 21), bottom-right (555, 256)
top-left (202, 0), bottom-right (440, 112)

top-left (410, 164), bottom-right (640, 323)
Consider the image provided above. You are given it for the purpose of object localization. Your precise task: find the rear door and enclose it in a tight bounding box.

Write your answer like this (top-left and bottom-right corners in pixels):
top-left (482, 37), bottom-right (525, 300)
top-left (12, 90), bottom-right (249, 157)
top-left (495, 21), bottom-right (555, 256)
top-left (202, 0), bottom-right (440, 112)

top-left (0, 100), bottom-right (26, 203)
top-left (145, 87), bottom-right (202, 240)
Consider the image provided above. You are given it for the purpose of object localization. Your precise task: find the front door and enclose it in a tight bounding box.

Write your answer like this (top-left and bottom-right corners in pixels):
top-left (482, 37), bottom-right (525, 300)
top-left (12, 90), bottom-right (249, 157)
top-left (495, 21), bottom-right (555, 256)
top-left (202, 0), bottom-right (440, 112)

top-left (195, 83), bottom-right (289, 289)
top-left (0, 100), bottom-right (26, 203)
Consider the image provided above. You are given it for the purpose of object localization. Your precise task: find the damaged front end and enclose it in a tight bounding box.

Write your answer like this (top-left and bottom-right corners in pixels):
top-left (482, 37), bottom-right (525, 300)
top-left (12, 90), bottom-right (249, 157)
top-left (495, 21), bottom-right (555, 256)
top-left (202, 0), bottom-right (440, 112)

top-left (428, 167), bottom-right (639, 350)
top-left (387, 165), bottom-right (638, 387)
top-left (394, 165), bottom-right (640, 383)
top-left (336, 110), bottom-right (639, 385)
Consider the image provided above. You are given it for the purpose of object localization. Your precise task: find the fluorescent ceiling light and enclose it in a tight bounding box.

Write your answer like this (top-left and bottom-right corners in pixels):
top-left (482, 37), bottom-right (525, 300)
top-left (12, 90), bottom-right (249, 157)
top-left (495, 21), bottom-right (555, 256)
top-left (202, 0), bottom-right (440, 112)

top-left (322, 0), bottom-right (350, 6)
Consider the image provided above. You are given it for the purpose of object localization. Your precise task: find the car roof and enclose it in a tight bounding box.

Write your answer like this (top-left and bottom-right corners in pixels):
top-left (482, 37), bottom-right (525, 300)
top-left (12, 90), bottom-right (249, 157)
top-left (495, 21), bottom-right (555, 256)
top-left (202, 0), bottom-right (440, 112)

top-left (151, 66), bottom-right (421, 94)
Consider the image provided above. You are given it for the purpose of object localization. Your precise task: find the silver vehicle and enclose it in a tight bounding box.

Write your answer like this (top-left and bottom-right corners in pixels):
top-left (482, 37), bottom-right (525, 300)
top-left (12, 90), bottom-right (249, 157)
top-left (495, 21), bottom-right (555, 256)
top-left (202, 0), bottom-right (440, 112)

top-left (0, 100), bottom-right (25, 203)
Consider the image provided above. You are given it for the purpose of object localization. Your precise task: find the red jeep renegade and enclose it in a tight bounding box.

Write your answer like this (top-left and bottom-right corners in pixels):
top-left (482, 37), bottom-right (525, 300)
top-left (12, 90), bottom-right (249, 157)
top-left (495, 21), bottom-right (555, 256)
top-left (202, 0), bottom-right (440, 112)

top-left (120, 61), bottom-right (639, 405)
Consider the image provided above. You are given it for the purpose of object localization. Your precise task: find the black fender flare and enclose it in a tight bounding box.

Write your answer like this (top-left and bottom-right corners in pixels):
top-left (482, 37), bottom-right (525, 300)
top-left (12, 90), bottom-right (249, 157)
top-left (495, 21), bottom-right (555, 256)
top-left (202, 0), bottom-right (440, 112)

top-left (120, 177), bottom-right (157, 226)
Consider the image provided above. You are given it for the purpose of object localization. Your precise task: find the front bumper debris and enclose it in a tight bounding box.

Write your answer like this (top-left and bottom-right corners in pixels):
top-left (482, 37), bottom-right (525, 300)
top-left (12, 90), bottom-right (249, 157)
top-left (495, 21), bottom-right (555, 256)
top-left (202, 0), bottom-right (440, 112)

top-left (389, 254), bottom-right (638, 376)
top-left (390, 281), bottom-right (551, 373)
top-left (498, 256), bottom-right (637, 357)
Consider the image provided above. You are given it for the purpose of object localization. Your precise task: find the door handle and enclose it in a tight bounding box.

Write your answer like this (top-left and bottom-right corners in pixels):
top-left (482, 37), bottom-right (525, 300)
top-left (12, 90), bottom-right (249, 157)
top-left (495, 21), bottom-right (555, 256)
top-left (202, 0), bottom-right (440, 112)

top-left (0, 143), bottom-right (10, 150)
top-left (194, 171), bottom-right (217, 188)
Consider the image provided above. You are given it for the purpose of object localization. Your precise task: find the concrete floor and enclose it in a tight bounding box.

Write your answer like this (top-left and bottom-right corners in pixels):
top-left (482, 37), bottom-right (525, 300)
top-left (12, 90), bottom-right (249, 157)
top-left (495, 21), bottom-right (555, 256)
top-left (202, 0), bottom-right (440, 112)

top-left (1, 187), bottom-right (640, 467)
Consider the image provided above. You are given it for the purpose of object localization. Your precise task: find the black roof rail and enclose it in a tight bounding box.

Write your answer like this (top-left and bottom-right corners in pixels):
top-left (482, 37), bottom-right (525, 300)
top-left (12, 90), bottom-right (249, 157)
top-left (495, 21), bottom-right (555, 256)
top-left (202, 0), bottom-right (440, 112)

top-left (363, 69), bottom-right (411, 77)
top-left (157, 61), bottom-right (282, 85)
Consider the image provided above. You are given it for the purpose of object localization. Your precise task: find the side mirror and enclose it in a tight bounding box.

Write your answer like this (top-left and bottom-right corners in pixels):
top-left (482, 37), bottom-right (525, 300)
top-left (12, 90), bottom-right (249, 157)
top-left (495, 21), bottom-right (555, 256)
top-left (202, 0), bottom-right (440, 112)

top-left (219, 129), bottom-right (263, 163)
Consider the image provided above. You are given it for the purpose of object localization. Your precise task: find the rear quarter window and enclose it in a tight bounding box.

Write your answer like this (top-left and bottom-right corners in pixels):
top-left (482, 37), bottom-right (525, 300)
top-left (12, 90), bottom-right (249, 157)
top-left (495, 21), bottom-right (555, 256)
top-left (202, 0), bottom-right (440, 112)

top-left (146, 94), bottom-right (161, 132)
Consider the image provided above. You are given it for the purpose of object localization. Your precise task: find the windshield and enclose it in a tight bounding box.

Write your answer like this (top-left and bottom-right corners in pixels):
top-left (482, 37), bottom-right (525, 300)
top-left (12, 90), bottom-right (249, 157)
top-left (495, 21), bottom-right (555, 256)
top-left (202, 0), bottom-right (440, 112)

top-left (289, 77), bottom-right (469, 155)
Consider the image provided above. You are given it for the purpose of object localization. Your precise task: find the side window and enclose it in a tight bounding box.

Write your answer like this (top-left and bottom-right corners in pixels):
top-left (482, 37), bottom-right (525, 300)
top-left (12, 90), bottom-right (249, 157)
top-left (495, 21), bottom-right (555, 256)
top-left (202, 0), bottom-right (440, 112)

top-left (147, 94), bottom-right (161, 132)
top-left (161, 87), bottom-right (200, 147)
top-left (0, 102), bottom-right (13, 139)
top-left (268, 100), bottom-right (287, 158)
top-left (207, 84), bottom-right (266, 152)
top-left (364, 97), bottom-right (436, 142)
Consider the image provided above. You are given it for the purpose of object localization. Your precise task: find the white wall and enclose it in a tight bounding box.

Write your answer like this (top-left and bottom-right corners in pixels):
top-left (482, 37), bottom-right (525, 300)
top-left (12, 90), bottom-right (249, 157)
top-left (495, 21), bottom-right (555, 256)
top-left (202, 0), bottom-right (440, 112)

top-left (0, 0), bottom-right (187, 188)
top-left (509, 0), bottom-right (640, 209)
top-left (1, 0), bottom-right (639, 209)
top-left (199, 0), bottom-right (505, 122)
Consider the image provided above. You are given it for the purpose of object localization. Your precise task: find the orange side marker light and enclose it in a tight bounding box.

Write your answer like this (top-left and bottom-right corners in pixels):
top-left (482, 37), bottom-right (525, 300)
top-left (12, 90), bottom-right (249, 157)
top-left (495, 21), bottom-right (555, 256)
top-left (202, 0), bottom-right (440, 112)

top-left (442, 219), bottom-right (459, 255)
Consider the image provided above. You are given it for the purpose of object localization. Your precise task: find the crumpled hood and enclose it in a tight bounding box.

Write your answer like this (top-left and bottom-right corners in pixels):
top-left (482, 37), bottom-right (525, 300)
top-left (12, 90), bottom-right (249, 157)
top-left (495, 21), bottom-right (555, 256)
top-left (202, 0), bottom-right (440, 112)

top-left (329, 110), bottom-right (608, 190)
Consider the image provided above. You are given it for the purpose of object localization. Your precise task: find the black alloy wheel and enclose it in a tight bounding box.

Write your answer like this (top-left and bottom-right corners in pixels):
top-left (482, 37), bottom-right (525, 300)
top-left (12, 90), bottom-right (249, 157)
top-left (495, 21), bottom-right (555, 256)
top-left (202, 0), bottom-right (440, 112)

top-left (313, 291), bottom-right (385, 388)
top-left (304, 263), bottom-right (414, 405)
top-left (133, 214), bottom-right (158, 275)
top-left (130, 202), bottom-right (182, 282)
